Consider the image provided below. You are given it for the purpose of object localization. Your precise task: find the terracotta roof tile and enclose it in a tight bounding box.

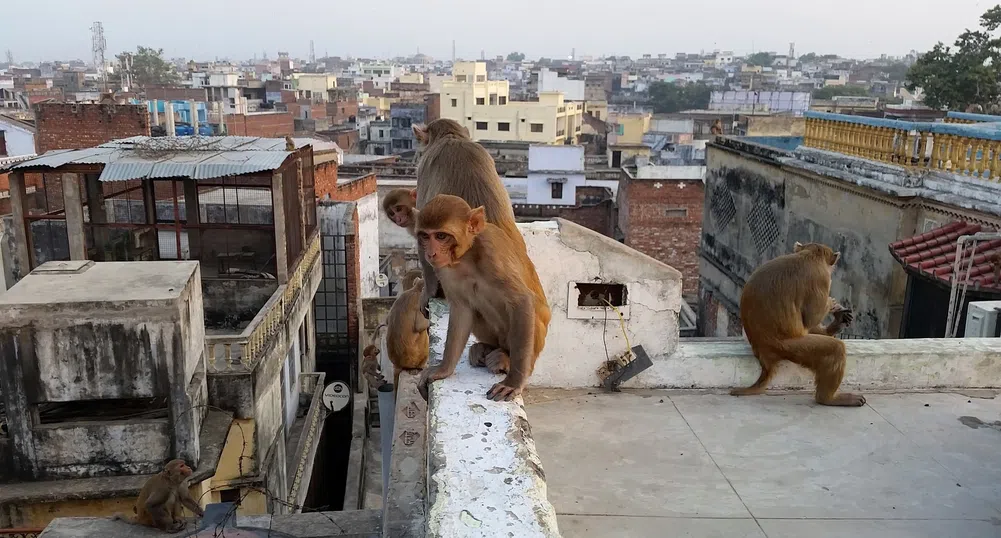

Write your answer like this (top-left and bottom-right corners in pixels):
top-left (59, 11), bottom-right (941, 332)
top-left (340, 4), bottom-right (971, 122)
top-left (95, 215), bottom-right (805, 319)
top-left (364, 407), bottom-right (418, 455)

top-left (889, 221), bottom-right (1001, 291)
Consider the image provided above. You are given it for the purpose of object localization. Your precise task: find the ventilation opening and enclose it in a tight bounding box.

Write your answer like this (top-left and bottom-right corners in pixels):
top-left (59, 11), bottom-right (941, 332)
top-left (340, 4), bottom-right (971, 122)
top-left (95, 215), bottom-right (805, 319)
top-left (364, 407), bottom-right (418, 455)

top-left (576, 283), bottom-right (627, 307)
top-left (37, 397), bottom-right (168, 425)
top-left (219, 488), bottom-right (241, 503)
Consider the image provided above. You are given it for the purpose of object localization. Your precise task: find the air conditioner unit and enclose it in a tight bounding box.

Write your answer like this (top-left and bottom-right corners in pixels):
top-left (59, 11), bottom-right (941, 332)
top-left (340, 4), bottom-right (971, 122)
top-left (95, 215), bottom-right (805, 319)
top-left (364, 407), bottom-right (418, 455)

top-left (964, 301), bottom-right (1001, 337)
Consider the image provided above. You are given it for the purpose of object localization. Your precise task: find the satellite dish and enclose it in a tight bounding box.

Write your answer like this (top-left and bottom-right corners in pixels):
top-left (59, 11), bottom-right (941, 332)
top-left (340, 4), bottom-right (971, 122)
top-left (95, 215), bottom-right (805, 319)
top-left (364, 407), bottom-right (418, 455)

top-left (375, 273), bottom-right (390, 288)
top-left (322, 381), bottom-right (351, 412)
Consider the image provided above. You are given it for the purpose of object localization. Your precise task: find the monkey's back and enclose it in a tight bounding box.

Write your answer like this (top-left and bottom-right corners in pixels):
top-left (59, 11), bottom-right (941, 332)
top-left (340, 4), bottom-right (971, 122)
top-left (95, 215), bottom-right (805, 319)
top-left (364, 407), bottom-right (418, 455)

top-left (740, 252), bottom-right (831, 343)
top-left (386, 289), bottom-right (429, 370)
top-left (416, 137), bottom-right (518, 233)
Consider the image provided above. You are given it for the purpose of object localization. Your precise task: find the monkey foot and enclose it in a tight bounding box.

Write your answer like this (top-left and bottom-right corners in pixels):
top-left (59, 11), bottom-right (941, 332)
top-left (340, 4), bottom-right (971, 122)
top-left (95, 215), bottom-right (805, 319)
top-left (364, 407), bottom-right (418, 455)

top-left (818, 392), bottom-right (867, 407)
top-left (487, 382), bottom-right (521, 401)
top-left (483, 349), bottom-right (510, 375)
top-left (468, 343), bottom-right (495, 367)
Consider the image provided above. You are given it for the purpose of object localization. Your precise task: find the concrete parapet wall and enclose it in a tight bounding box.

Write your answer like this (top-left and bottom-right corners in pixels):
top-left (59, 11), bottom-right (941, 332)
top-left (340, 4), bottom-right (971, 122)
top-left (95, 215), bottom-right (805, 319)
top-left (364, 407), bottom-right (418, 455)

top-left (637, 337), bottom-right (1001, 390)
top-left (426, 301), bottom-right (561, 538)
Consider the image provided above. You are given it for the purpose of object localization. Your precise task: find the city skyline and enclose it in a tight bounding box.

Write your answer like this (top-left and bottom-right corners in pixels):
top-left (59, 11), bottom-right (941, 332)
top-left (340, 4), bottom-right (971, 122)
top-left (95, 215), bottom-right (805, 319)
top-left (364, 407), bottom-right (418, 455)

top-left (1, 0), bottom-right (993, 64)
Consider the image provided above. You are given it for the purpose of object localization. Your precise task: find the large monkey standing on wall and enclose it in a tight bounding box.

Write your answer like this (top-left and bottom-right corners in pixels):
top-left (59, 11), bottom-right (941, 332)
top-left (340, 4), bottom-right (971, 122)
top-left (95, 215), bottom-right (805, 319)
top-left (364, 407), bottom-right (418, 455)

top-left (412, 119), bottom-right (521, 305)
top-left (733, 242), bottom-right (863, 406)
top-left (415, 195), bottom-right (550, 402)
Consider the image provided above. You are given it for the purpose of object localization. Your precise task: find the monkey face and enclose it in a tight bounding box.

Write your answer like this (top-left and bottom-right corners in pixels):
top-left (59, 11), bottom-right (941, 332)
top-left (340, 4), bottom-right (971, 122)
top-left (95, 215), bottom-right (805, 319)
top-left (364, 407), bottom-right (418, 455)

top-left (415, 195), bottom-right (486, 268)
top-left (388, 205), bottom-right (412, 227)
top-left (418, 230), bottom-right (458, 268)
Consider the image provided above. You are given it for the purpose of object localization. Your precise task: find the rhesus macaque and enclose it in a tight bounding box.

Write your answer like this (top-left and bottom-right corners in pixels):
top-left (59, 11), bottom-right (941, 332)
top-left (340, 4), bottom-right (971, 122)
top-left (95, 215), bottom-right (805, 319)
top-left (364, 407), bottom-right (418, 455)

top-left (415, 195), bottom-right (550, 402)
top-left (113, 459), bottom-right (204, 532)
top-left (383, 188), bottom-right (419, 236)
top-left (285, 135), bottom-right (296, 151)
top-left (386, 275), bottom-right (430, 389)
top-left (412, 119), bottom-right (521, 306)
top-left (733, 242), bottom-right (863, 406)
top-left (362, 343), bottom-right (386, 392)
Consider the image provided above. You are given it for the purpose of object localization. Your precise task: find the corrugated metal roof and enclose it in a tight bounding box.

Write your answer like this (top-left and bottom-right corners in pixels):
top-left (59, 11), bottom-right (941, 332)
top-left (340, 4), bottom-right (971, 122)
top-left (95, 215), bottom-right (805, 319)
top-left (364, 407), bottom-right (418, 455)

top-left (0, 136), bottom-right (331, 181)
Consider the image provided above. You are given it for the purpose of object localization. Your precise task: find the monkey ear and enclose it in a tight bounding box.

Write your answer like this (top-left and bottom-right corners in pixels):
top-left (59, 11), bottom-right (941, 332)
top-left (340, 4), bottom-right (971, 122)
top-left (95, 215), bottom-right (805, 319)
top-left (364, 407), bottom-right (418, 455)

top-left (461, 126), bottom-right (470, 138)
top-left (413, 125), bottom-right (428, 144)
top-left (831, 252), bottom-right (841, 265)
top-left (793, 241), bottom-right (804, 252)
top-left (468, 206), bottom-right (487, 235)
top-left (408, 188), bottom-right (418, 202)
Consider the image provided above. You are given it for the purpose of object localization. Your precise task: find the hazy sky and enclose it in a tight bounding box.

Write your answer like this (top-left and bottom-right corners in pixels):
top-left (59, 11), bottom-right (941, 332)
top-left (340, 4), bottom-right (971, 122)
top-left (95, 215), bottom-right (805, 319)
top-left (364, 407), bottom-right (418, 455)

top-left (1, 0), bottom-right (996, 63)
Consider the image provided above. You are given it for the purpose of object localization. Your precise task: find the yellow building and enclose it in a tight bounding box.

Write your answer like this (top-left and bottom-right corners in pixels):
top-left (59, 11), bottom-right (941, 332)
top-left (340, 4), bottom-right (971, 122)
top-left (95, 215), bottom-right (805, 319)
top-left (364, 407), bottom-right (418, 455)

top-left (585, 100), bottom-right (608, 121)
top-left (441, 62), bottom-right (584, 144)
top-left (607, 112), bottom-right (652, 167)
top-left (292, 73), bottom-right (337, 102)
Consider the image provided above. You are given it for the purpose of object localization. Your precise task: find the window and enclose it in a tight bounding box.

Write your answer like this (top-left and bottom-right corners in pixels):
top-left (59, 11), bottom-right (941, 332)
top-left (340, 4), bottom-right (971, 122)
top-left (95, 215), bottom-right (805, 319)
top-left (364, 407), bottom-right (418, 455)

top-left (489, 94), bottom-right (497, 105)
top-left (456, 75), bottom-right (467, 82)
top-left (476, 97), bottom-right (485, 105)
top-left (497, 122), bottom-right (510, 132)
top-left (664, 207), bottom-right (688, 218)
top-left (616, 124), bottom-right (625, 135)
top-left (378, 129), bottom-right (384, 137)
top-left (451, 98), bottom-right (457, 107)
top-left (476, 75), bottom-right (486, 82)
top-left (530, 123), bottom-right (544, 133)
top-left (219, 488), bottom-right (240, 504)
top-left (551, 182), bottom-right (564, 199)
top-left (475, 121), bottom-right (488, 131)
top-left (499, 96), bottom-right (507, 105)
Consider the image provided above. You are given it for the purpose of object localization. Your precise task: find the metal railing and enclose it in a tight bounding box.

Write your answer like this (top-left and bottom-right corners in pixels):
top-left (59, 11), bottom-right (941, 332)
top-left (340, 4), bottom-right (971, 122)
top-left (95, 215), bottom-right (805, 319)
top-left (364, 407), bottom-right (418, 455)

top-left (803, 111), bottom-right (1001, 180)
top-left (0, 529), bottom-right (43, 538)
top-left (206, 230), bottom-right (321, 373)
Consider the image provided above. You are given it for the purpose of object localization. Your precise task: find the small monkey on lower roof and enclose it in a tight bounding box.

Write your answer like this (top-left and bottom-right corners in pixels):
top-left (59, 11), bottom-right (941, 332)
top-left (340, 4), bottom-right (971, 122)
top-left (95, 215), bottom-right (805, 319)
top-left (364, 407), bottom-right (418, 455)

top-left (733, 242), bottom-right (862, 407)
top-left (112, 459), bottom-right (204, 533)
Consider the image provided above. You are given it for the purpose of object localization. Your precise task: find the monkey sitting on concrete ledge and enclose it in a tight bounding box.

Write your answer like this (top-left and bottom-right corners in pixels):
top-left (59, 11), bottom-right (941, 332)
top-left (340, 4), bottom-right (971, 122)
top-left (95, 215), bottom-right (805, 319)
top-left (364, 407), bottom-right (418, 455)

top-left (112, 459), bottom-right (204, 533)
top-left (732, 242), bottom-right (863, 407)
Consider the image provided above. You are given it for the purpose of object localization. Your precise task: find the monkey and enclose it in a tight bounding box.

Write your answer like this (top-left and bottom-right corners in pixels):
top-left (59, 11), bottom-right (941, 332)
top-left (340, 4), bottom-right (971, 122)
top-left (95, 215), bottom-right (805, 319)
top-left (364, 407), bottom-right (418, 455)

top-left (386, 274), bottom-right (430, 389)
top-left (414, 194), bottom-right (550, 402)
top-left (362, 343), bottom-right (386, 393)
top-left (710, 119), bottom-right (723, 135)
top-left (285, 135), bottom-right (296, 151)
top-left (112, 459), bottom-right (204, 533)
top-left (412, 119), bottom-right (521, 307)
top-left (382, 188), bottom-right (419, 237)
top-left (732, 242), bottom-right (864, 407)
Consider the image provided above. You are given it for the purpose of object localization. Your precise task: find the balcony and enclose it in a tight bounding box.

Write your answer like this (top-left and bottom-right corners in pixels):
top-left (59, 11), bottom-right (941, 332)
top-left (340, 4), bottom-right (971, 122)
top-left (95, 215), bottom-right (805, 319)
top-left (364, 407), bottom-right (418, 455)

top-left (206, 229), bottom-right (320, 373)
top-left (803, 111), bottom-right (1001, 179)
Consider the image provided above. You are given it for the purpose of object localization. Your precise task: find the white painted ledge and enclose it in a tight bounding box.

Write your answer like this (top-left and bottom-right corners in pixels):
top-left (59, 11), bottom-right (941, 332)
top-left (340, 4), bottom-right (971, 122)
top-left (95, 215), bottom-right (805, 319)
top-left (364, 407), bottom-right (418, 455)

top-left (629, 337), bottom-right (1001, 390)
top-left (425, 300), bottom-right (561, 538)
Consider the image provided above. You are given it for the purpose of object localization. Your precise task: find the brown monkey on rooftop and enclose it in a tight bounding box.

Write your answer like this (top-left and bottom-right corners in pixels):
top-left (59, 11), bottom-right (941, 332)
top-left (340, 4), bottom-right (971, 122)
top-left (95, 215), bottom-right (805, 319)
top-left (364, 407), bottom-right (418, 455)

top-left (733, 242), bottom-right (863, 406)
top-left (112, 459), bottom-right (204, 532)
top-left (415, 195), bottom-right (550, 402)
top-left (383, 188), bottom-right (419, 237)
top-left (412, 119), bottom-right (520, 306)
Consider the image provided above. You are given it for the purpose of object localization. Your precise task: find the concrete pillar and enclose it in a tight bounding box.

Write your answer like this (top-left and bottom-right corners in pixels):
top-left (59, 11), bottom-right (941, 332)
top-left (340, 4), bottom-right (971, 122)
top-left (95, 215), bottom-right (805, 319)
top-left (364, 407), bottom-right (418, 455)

top-left (183, 179), bottom-right (201, 260)
top-left (62, 173), bottom-right (87, 261)
top-left (272, 170), bottom-right (289, 284)
top-left (189, 99), bottom-right (199, 135)
top-left (8, 172), bottom-right (32, 276)
top-left (165, 101), bottom-right (176, 137)
top-left (217, 101), bottom-right (226, 135)
top-left (151, 100), bottom-right (160, 127)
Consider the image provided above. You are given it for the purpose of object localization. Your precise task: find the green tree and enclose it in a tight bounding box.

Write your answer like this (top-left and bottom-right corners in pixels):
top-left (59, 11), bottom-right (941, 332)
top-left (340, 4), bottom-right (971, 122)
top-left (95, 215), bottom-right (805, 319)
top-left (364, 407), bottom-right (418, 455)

top-left (907, 5), bottom-right (1001, 110)
top-left (812, 85), bottom-right (871, 100)
top-left (116, 46), bottom-right (179, 88)
top-left (648, 81), bottom-right (712, 113)
top-left (799, 52), bottom-right (818, 63)
top-left (744, 52), bottom-right (774, 67)
top-left (506, 52), bottom-right (525, 62)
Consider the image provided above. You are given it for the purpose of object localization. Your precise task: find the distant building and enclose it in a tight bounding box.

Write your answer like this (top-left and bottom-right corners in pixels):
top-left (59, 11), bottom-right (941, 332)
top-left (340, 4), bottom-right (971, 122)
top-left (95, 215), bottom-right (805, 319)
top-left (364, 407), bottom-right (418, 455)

top-left (389, 103), bottom-right (426, 154)
top-left (441, 62), bottom-right (584, 145)
top-left (537, 67), bottom-right (585, 101)
top-left (293, 73), bottom-right (338, 103)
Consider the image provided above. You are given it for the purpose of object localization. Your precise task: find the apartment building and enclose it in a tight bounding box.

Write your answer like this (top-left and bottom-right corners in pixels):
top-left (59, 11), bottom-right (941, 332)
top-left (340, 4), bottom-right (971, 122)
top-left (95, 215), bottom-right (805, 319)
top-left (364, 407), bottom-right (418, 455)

top-left (441, 62), bottom-right (584, 145)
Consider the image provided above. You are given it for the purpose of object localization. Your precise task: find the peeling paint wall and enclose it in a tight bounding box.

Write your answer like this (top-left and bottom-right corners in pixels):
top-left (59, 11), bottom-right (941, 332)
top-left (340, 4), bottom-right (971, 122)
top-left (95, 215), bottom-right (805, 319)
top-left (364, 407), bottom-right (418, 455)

top-left (356, 192), bottom-right (381, 298)
top-left (521, 220), bottom-right (683, 388)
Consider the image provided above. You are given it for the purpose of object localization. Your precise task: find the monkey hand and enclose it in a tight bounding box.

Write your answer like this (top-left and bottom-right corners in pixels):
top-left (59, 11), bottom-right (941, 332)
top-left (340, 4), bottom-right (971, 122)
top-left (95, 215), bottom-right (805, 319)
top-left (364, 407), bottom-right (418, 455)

top-left (832, 305), bottom-right (854, 327)
top-left (487, 376), bottom-right (525, 402)
top-left (417, 364), bottom-right (455, 401)
top-left (168, 519), bottom-right (187, 533)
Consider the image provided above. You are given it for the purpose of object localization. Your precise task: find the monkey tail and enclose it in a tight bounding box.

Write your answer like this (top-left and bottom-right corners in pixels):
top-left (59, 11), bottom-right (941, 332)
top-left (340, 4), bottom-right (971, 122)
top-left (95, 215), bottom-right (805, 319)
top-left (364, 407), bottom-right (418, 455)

top-left (370, 323), bottom-right (387, 347)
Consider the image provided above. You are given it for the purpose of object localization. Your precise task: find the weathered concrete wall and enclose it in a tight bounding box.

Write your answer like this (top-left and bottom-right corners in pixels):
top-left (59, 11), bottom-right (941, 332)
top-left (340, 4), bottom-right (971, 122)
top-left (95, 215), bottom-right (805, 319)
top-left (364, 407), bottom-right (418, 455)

top-left (524, 220), bottom-right (683, 388)
top-left (425, 300), bottom-right (561, 538)
top-left (202, 278), bottom-right (278, 328)
top-left (357, 192), bottom-right (381, 298)
top-left (701, 139), bottom-right (911, 339)
top-left (655, 337), bottom-right (1001, 390)
top-left (0, 261), bottom-right (206, 479)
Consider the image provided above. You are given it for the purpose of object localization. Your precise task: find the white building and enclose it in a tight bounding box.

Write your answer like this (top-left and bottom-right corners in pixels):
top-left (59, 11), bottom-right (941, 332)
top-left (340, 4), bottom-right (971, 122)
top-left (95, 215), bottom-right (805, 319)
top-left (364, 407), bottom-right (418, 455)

top-left (538, 68), bottom-right (585, 101)
top-left (0, 115), bottom-right (36, 157)
top-left (502, 145), bottom-right (618, 206)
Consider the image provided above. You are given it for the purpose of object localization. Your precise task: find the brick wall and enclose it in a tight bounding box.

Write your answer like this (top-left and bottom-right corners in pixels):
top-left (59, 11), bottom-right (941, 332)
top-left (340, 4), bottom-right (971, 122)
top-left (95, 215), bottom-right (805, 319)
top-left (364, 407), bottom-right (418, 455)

top-left (345, 209), bottom-right (361, 352)
top-left (326, 101), bottom-right (359, 125)
top-left (34, 103), bottom-right (150, 153)
top-left (322, 172), bottom-right (377, 203)
top-left (331, 130), bottom-right (360, 153)
top-left (225, 112), bottom-right (294, 137)
top-left (620, 178), bottom-right (704, 298)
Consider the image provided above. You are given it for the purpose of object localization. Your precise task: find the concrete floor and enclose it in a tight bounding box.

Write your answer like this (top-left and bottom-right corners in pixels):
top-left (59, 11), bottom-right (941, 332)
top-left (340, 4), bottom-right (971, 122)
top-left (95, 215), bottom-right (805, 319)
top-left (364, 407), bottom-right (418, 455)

top-left (526, 389), bottom-right (1001, 538)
